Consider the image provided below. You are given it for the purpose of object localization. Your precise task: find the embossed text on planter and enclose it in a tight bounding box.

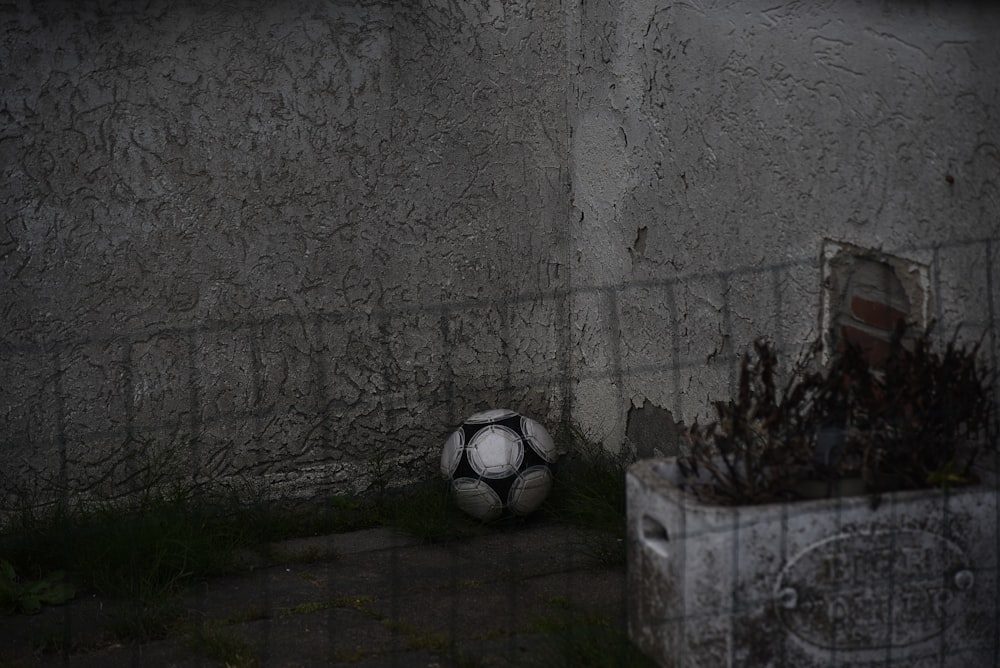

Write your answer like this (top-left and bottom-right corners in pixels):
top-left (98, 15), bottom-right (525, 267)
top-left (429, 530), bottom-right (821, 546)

top-left (774, 530), bottom-right (971, 651)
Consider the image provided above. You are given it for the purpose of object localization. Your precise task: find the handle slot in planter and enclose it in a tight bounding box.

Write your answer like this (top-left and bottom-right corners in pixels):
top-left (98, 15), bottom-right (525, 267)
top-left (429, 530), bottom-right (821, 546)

top-left (640, 514), bottom-right (670, 557)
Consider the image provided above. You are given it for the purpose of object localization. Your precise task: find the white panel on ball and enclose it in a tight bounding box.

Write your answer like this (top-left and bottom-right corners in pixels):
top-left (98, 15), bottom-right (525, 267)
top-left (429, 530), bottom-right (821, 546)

top-left (521, 416), bottom-right (558, 462)
top-left (467, 425), bottom-right (523, 479)
top-left (466, 408), bottom-right (518, 423)
top-left (452, 478), bottom-right (505, 522)
top-left (439, 429), bottom-right (465, 478)
top-left (508, 466), bottom-right (554, 515)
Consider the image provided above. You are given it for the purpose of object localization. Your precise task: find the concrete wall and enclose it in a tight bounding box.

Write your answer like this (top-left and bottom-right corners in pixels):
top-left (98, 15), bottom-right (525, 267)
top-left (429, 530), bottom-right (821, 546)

top-left (2, 0), bottom-right (998, 507)
top-left (1, 0), bottom-right (572, 505)
top-left (570, 0), bottom-right (1000, 449)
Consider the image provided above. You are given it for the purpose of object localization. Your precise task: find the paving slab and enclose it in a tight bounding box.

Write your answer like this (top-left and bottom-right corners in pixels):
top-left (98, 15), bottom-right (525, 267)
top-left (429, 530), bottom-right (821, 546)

top-left (0, 521), bottom-right (632, 667)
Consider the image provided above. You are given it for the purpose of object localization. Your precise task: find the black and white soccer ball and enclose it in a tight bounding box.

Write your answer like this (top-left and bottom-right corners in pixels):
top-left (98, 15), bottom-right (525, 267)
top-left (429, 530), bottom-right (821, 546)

top-left (440, 409), bottom-right (558, 522)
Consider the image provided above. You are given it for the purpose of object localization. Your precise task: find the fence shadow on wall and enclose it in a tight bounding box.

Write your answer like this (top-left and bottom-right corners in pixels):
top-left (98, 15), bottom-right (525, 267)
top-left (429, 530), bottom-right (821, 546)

top-left (1, 235), bottom-right (997, 509)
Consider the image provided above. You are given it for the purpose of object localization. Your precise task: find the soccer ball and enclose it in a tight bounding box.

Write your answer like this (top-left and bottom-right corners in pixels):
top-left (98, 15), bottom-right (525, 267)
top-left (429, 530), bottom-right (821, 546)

top-left (440, 409), bottom-right (558, 522)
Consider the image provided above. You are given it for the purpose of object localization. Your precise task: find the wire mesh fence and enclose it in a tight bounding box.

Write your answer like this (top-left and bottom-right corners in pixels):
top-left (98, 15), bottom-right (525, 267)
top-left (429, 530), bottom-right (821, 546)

top-left (1, 235), bottom-right (997, 666)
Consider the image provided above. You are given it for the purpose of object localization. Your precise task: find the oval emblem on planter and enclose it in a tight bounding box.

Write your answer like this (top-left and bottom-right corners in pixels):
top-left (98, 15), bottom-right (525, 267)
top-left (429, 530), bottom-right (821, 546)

top-left (774, 530), bottom-right (971, 651)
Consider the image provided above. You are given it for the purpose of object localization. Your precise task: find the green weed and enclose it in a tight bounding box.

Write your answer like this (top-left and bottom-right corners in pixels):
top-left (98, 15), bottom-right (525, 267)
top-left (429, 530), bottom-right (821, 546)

top-left (105, 599), bottom-right (187, 644)
top-left (0, 442), bottom-right (259, 607)
top-left (279, 600), bottom-right (336, 617)
top-left (528, 607), bottom-right (655, 668)
top-left (0, 559), bottom-right (75, 615)
top-left (544, 426), bottom-right (637, 566)
top-left (375, 479), bottom-right (489, 544)
top-left (186, 628), bottom-right (260, 668)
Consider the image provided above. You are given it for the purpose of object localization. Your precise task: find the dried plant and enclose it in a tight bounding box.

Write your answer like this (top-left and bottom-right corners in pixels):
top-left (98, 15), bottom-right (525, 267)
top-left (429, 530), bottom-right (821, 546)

top-left (680, 326), bottom-right (997, 505)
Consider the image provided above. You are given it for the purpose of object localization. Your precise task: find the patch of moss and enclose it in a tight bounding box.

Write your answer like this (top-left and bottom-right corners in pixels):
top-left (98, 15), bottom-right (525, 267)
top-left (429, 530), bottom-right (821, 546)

top-left (185, 628), bottom-right (260, 668)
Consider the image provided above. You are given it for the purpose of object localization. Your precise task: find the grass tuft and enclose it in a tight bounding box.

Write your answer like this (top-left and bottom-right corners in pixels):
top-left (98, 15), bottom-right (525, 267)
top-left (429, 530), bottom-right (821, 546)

top-left (528, 605), bottom-right (656, 668)
top-left (185, 628), bottom-right (261, 668)
top-left (543, 425), bottom-right (638, 566)
top-left (1, 492), bottom-right (251, 605)
top-left (375, 479), bottom-right (491, 543)
top-left (105, 599), bottom-right (187, 644)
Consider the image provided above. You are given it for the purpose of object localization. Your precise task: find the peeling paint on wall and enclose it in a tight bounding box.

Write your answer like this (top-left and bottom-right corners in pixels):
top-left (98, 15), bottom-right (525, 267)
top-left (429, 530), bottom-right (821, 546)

top-left (569, 0), bottom-right (1000, 436)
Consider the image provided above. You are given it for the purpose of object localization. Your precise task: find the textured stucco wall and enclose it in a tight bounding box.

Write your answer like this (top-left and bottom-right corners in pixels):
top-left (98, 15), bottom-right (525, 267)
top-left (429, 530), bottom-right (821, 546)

top-left (569, 0), bottom-right (1000, 448)
top-left (3, 0), bottom-right (999, 507)
top-left (1, 0), bottom-right (572, 504)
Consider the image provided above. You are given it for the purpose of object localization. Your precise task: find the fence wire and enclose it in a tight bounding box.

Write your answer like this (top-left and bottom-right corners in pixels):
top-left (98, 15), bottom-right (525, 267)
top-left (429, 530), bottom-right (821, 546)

top-left (1, 236), bottom-right (998, 667)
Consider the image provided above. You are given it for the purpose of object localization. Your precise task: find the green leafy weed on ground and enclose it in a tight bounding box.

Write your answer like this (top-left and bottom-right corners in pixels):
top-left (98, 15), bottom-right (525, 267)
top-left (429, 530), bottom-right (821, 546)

top-left (0, 560), bottom-right (75, 615)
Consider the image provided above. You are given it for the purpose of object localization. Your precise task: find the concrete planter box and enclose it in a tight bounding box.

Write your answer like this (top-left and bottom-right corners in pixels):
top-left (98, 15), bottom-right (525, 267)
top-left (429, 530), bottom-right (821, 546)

top-left (627, 457), bottom-right (999, 667)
